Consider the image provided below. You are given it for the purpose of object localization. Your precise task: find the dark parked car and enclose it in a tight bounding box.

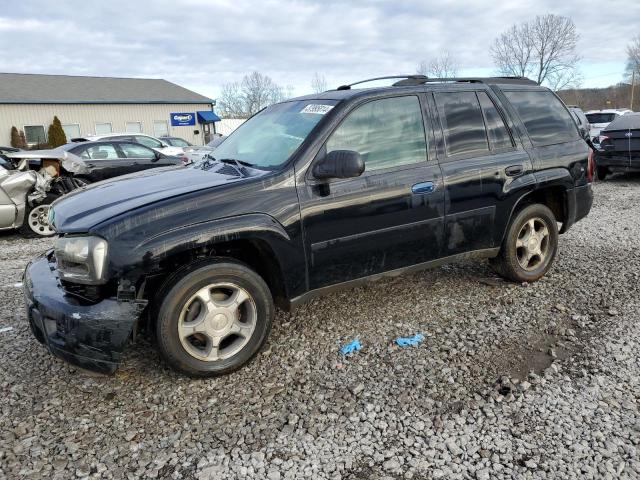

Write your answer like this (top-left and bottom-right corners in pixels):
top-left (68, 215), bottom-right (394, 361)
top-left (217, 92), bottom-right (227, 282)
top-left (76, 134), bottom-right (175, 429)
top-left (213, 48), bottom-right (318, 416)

top-left (8, 141), bottom-right (183, 183)
top-left (25, 75), bottom-right (593, 377)
top-left (594, 113), bottom-right (640, 180)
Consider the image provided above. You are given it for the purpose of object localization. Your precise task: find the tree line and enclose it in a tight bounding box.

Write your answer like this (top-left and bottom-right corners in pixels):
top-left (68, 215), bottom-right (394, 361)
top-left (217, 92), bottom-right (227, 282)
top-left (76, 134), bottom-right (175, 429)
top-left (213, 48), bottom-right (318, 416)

top-left (218, 15), bottom-right (639, 118)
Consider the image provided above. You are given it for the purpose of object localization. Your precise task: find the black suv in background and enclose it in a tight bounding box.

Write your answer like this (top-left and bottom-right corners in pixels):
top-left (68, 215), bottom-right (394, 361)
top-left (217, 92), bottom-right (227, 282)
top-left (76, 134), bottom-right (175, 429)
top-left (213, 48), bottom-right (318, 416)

top-left (25, 76), bottom-right (593, 377)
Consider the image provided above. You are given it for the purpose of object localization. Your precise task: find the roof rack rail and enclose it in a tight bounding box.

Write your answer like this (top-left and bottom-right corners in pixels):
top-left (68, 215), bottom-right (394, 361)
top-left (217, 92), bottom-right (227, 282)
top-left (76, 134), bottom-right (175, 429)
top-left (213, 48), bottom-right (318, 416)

top-left (336, 75), bottom-right (427, 90)
top-left (336, 75), bottom-right (537, 90)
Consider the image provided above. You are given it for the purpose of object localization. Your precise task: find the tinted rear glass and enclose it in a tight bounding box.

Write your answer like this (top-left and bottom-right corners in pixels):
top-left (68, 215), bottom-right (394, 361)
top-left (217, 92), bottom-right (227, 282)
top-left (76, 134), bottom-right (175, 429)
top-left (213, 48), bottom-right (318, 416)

top-left (504, 91), bottom-right (578, 146)
top-left (585, 113), bottom-right (616, 124)
top-left (435, 92), bottom-right (489, 157)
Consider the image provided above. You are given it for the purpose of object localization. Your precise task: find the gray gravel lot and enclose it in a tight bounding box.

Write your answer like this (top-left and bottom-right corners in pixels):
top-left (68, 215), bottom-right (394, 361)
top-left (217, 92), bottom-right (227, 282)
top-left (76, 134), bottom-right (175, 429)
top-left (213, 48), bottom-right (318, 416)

top-left (1, 177), bottom-right (639, 479)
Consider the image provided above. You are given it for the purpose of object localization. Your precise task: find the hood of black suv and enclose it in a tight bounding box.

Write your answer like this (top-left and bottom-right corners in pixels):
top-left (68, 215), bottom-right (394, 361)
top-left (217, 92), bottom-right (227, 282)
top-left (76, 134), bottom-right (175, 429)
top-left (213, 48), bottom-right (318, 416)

top-left (51, 166), bottom-right (264, 233)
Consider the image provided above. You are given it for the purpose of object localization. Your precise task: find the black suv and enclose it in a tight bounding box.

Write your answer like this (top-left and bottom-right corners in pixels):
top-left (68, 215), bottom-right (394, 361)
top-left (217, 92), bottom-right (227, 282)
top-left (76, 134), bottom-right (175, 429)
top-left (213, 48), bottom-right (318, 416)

top-left (24, 76), bottom-right (593, 377)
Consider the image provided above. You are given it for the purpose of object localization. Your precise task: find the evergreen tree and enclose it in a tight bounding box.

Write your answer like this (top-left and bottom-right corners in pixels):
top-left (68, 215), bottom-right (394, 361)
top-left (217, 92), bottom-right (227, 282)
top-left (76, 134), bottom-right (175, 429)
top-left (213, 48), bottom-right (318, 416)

top-left (47, 116), bottom-right (67, 148)
top-left (10, 126), bottom-right (21, 148)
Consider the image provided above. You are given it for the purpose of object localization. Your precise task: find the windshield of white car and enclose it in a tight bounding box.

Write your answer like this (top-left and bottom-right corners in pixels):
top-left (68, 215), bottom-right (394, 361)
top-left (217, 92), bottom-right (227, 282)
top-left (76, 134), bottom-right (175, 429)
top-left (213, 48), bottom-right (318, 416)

top-left (210, 100), bottom-right (337, 170)
top-left (165, 137), bottom-right (191, 147)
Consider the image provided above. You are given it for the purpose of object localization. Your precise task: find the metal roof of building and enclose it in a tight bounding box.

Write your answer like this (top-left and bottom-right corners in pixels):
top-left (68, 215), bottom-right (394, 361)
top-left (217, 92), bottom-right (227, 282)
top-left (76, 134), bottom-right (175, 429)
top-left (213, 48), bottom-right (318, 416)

top-left (0, 73), bottom-right (214, 104)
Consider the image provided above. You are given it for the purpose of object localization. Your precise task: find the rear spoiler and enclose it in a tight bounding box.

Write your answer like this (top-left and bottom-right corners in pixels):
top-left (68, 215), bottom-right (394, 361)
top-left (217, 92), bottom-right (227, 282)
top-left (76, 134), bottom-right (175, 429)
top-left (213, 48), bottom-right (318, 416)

top-left (70, 137), bottom-right (89, 142)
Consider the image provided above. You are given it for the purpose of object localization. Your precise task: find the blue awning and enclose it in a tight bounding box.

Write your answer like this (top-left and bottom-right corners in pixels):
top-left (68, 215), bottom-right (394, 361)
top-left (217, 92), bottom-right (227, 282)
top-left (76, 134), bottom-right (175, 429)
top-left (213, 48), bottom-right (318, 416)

top-left (197, 111), bottom-right (221, 123)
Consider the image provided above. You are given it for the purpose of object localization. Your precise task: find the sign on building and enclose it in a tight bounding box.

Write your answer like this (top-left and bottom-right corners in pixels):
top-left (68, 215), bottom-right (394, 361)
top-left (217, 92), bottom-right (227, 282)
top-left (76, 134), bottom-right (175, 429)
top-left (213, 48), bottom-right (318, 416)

top-left (170, 112), bottom-right (196, 126)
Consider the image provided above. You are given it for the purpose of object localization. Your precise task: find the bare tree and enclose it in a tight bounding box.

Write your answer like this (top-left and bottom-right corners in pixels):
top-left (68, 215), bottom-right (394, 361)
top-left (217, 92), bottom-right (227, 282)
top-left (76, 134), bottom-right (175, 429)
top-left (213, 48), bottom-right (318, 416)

top-left (311, 72), bottom-right (327, 93)
top-left (218, 82), bottom-right (245, 118)
top-left (241, 71), bottom-right (283, 116)
top-left (218, 72), bottom-right (285, 118)
top-left (626, 35), bottom-right (640, 79)
top-left (416, 51), bottom-right (460, 78)
top-left (491, 14), bottom-right (580, 88)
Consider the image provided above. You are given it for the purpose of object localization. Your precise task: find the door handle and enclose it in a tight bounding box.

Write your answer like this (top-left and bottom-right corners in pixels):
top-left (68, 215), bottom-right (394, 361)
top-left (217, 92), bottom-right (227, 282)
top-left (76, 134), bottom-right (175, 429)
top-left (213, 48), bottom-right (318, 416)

top-left (505, 165), bottom-right (524, 177)
top-left (411, 181), bottom-right (436, 194)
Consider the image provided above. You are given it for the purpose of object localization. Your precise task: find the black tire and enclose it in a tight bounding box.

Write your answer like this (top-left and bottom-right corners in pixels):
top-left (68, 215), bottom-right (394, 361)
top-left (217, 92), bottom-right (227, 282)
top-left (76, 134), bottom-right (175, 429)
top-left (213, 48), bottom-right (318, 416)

top-left (155, 259), bottom-right (273, 377)
top-left (596, 166), bottom-right (608, 181)
top-left (490, 204), bottom-right (559, 283)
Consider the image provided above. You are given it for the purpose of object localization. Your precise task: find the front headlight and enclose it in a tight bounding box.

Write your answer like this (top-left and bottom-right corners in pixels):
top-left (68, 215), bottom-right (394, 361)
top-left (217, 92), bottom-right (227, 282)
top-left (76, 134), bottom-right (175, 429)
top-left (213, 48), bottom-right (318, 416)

top-left (54, 236), bottom-right (108, 284)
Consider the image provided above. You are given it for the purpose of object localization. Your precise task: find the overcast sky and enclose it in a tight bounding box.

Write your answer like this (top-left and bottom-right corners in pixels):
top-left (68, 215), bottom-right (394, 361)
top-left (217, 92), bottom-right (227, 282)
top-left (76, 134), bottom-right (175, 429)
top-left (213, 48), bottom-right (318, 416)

top-left (0, 0), bottom-right (637, 100)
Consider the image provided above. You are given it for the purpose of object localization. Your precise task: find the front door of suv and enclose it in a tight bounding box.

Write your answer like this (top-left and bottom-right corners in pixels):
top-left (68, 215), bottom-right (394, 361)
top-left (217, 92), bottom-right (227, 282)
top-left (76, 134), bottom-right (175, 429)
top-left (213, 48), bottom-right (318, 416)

top-left (297, 95), bottom-right (445, 290)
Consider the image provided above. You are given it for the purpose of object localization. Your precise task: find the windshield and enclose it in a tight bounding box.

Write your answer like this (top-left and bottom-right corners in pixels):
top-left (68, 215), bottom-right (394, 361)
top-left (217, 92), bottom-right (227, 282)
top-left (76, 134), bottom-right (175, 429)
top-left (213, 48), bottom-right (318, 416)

top-left (586, 113), bottom-right (616, 124)
top-left (210, 100), bottom-right (337, 169)
top-left (167, 138), bottom-right (191, 147)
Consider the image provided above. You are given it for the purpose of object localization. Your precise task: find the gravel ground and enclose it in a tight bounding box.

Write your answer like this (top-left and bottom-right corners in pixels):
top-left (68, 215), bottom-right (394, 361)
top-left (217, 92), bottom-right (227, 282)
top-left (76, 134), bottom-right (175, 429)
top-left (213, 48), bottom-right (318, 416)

top-left (1, 177), bottom-right (639, 480)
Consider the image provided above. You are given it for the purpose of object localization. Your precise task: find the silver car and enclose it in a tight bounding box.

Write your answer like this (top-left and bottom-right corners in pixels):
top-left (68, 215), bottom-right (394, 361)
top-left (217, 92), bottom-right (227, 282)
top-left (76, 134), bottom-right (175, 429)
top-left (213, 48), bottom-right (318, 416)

top-left (0, 159), bottom-right (57, 236)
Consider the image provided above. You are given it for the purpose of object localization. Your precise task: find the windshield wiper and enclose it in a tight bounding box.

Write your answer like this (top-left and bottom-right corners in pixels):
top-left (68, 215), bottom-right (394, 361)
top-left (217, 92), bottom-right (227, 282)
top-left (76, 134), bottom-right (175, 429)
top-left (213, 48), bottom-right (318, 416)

top-left (220, 158), bottom-right (255, 177)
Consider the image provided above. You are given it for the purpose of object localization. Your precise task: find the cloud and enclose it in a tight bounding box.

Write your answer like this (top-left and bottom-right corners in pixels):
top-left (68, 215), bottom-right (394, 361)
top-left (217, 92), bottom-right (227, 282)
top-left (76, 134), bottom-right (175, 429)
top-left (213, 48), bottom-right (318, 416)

top-left (0, 0), bottom-right (637, 98)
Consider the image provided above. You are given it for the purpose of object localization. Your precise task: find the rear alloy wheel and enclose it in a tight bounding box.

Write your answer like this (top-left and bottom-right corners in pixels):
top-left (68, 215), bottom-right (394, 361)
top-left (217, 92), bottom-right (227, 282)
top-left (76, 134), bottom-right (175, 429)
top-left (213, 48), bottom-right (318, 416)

top-left (491, 204), bottom-right (558, 283)
top-left (156, 260), bottom-right (273, 377)
top-left (20, 204), bottom-right (55, 237)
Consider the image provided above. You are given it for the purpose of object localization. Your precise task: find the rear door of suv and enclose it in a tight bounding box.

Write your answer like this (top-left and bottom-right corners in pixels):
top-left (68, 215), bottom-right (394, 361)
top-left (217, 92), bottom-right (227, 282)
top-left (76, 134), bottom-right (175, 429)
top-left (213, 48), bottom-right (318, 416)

top-left (428, 87), bottom-right (533, 255)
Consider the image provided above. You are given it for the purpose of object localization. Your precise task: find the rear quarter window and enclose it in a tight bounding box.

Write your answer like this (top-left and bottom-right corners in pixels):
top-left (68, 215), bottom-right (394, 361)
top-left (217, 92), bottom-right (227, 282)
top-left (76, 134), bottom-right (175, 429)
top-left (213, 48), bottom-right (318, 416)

top-left (504, 90), bottom-right (578, 146)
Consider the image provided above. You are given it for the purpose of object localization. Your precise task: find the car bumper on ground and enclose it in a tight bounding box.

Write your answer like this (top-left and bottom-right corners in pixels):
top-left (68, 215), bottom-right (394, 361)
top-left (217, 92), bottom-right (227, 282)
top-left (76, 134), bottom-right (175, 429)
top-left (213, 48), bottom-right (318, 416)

top-left (24, 251), bottom-right (145, 374)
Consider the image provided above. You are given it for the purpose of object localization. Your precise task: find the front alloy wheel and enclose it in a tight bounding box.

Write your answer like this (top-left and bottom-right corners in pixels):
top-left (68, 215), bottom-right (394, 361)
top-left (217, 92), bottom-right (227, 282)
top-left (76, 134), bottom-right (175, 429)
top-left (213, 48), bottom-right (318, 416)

top-left (156, 260), bottom-right (273, 377)
top-left (178, 283), bottom-right (257, 362)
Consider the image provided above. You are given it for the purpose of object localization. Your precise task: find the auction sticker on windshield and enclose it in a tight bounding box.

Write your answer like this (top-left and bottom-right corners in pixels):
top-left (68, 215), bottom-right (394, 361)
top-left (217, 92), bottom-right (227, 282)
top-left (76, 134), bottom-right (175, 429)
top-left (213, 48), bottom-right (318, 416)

top-left (301, 104), bottom-right (334, 115)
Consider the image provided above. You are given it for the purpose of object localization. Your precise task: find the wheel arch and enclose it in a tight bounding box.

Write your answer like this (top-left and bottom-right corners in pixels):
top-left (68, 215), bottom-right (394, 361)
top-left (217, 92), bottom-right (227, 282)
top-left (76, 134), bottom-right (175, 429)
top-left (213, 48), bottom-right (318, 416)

top-left (134, 214), bottom-right (293, 309)
top-left (502, 178), bottom-right (571, 244)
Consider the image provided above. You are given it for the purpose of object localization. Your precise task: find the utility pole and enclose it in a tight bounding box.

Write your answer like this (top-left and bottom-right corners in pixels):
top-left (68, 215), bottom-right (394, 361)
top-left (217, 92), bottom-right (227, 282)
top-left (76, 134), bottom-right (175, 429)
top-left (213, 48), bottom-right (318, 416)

top-left (631, 69), bottom-right (636, 111)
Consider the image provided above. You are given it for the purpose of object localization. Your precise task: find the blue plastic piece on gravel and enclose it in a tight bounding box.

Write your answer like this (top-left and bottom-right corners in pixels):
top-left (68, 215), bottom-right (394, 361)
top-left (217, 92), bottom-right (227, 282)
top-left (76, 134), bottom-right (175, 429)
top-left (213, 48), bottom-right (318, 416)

top-left (395, 333), bottom-right (425, 348)
top-left (340, 339), bottom-right (362, 355)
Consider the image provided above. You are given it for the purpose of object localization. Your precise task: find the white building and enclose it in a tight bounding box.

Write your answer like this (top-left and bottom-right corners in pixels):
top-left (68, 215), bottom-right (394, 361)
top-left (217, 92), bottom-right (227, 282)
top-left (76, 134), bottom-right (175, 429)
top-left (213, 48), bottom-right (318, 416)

top-left (0, 73), bottom-right (220, 147)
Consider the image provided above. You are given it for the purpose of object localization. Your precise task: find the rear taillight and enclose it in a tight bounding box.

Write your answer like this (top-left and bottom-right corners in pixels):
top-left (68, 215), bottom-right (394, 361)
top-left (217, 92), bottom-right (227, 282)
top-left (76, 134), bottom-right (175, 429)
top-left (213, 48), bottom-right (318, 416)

top-left (586, 148), bottom-right (594, 183)
top-left (180, 156), bottom-right (189, 165)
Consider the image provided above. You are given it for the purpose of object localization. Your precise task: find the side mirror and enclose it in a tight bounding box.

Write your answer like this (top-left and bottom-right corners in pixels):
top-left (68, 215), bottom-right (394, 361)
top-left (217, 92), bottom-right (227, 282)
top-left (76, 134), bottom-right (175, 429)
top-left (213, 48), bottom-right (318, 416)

top-left (152, 151), bottom-right (163, 162)
top-left (313, 150), bottom-right (365, 180)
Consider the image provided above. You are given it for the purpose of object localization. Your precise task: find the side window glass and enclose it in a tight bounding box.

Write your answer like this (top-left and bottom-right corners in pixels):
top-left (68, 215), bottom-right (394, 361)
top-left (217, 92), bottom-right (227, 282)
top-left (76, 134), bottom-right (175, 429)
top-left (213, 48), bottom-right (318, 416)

top-left (434, 92), bottom-right (489, 157)
top-left (477, 92), bottom-right (514, 150)
top-left (82, 144), bottom-right (119, 160)
top-left (137, 136), bottom-right (162, 148)
top-left (326, 96), bottom-right (427, 172)
top-left (120, 143), bottom-right (156, 159)
top-left (503, 90), bottom-right (578, 146)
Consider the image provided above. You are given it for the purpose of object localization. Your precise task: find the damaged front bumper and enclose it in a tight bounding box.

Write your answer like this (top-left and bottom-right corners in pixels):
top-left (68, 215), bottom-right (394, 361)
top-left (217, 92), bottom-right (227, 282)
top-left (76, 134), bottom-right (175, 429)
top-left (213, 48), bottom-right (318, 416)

top-left (24, 251), bottom-right (145, 374)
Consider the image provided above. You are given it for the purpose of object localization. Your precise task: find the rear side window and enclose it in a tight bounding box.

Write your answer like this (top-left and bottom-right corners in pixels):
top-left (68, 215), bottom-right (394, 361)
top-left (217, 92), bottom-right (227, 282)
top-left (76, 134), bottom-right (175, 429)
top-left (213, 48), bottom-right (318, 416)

top-left (434, 92), bottom-right (488, 157)
top-left (477, 92), bottom-right (513, 150)
top-left (77, 144), bottom-right (119, 160)
top-left (504, 91), bottom-right (578, 146)
top-left (326, 96), bottom-right (427, 171)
